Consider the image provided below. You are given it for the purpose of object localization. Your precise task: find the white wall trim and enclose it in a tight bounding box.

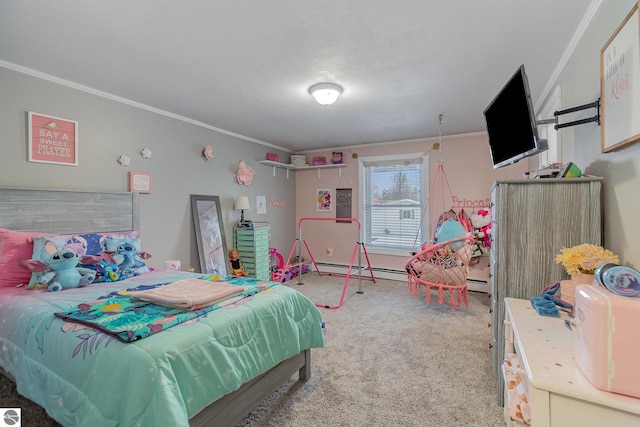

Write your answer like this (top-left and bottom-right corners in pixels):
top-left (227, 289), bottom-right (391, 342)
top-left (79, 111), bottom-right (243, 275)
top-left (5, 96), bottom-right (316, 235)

top-left (536, 0), bottom-right (604, 111)
top-left (0, 60), bottom-right (293, 154)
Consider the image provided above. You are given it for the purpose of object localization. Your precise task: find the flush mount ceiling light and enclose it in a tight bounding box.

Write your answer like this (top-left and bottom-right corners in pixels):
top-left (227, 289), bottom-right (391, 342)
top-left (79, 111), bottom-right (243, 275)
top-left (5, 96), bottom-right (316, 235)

top-left (309, 83), bottom-right (343, 106)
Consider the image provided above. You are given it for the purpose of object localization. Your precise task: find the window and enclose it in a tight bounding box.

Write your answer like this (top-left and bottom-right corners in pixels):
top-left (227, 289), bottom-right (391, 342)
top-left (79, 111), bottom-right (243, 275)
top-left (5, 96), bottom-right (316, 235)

top-left (359, 153), bottom-right (428, 254)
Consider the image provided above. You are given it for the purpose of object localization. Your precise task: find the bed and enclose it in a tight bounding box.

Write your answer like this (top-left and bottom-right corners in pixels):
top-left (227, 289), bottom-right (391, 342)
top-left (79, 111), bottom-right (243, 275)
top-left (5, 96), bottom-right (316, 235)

top-left (0, 187), bottom-right (325, 426)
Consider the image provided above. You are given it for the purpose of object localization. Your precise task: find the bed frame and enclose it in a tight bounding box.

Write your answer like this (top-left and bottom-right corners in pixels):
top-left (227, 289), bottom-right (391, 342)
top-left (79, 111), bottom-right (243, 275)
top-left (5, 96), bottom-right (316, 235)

top-left (0, 186), bottom-right (312, 427)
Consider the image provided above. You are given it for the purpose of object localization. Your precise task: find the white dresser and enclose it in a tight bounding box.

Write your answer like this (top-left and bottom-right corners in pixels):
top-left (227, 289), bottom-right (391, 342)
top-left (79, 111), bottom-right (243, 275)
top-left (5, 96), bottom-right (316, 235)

top-left (503, 298), bottom-right (640, 426)
top-left (491, 177), bottom-right (603, 405)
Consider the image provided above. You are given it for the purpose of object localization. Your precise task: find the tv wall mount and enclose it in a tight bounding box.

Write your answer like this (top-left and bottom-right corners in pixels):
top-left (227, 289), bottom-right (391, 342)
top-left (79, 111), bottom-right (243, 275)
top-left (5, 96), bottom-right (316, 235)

top-left (537, 98), bottom-right (600, 130)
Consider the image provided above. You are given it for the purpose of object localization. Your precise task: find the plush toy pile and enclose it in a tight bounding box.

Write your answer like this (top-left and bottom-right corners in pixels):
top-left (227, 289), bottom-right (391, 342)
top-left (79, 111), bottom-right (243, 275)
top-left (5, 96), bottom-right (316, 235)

top-left (19, 233), bottom-right (152, 292)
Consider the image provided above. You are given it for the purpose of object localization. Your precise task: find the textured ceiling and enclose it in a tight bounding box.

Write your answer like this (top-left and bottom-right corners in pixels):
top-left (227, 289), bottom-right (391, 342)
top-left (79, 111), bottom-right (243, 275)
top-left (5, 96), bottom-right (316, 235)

top-left (0, 1), bottom-right (597, 152)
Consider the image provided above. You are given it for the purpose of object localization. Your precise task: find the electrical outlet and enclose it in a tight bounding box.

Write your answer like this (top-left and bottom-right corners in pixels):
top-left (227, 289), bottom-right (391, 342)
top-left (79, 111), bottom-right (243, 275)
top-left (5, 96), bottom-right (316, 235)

top-left (327, 248), bottom-right (333, 256)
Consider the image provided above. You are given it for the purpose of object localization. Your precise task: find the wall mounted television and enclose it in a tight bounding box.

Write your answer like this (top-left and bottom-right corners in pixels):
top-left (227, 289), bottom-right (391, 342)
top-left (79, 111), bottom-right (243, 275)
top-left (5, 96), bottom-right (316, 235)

top-left (483, 64), bottom-right (548, 169)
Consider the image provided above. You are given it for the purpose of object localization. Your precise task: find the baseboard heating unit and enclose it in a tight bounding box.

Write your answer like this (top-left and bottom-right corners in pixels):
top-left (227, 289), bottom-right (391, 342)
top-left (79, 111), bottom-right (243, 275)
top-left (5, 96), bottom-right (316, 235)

top-left (314, 262), bottom-right (489, 293)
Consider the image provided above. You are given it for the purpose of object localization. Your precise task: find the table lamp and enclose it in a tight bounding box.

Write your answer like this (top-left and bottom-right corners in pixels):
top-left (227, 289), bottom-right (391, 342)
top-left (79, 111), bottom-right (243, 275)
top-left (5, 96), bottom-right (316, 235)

top-left (235, 196), bottom-right (250, 224)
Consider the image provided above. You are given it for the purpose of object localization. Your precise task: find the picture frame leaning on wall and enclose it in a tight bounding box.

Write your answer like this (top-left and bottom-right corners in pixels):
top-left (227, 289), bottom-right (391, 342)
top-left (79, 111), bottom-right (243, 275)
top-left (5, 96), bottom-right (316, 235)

top-left (190, 194), bottom-right (229, 276)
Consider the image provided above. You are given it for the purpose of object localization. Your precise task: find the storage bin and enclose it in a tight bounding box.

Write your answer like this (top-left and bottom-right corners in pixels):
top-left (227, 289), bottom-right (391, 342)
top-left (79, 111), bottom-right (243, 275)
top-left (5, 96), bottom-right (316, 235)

top-left (290, 155), bottom-right (306, 166)
top-left (574, 284), bottom-right (640, 398)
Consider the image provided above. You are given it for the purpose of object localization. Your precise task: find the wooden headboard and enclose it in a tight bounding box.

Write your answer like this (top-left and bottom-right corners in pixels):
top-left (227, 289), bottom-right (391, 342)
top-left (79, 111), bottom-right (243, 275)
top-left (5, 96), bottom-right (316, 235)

top-left (0, 187), bottom-right (139, 234)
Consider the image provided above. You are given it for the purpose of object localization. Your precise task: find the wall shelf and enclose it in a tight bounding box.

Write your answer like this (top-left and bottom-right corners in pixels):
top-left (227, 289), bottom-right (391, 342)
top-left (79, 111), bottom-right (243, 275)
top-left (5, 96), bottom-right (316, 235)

top-left (258, 160), bottom-right (347, 178)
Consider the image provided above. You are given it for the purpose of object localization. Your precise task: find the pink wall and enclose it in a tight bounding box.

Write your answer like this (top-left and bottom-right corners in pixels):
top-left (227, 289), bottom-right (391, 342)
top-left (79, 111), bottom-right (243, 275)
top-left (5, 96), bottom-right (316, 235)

top-left (294, 134), bottom-right (527, 277)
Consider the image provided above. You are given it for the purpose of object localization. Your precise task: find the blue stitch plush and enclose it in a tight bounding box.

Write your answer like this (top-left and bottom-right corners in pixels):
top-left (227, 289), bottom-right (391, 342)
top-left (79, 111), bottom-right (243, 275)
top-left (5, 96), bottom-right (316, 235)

top-left (20, 247), bottom-right (98, 292)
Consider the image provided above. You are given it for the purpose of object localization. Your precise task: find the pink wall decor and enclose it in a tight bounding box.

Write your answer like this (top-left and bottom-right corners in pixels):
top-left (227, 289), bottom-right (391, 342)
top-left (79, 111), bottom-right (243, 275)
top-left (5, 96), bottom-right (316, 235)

top-left (129, 171), bottom-right (152, 193)
top-left (236, 160), bottom-right (255, 185)
top-left (27, 112), bottom-right (78, 166)
top-left (269, 198), bottom-right (285, 207)
top-left (203, 146), bottom-right (214, 160)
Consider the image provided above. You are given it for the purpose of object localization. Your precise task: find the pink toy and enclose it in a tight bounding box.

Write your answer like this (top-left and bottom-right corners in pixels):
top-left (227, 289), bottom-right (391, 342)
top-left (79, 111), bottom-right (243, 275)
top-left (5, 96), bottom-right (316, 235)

top-left (471, 209), bottom-right (492, 248)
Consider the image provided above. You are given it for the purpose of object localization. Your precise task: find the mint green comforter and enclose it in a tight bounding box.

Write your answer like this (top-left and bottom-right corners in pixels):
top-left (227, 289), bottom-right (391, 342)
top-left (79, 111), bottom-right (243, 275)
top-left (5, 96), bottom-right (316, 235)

top-left (0, 270), bottom-right (324, 426)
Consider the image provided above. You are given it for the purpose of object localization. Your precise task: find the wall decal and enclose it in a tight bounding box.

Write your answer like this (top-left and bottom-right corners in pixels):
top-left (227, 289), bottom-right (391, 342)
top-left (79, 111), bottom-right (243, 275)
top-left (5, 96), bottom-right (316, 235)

top-left (236, 160), bottom-right (255, 185)
top-left (140, 147), bottom-right (152, 159)
top-left (117, 155), bottom-right (131, 166)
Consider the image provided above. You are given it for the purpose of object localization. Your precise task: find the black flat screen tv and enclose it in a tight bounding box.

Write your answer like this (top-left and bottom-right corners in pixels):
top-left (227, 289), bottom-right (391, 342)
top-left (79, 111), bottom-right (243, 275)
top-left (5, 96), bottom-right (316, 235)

top-left (483, 64), bottom-right (548, 169)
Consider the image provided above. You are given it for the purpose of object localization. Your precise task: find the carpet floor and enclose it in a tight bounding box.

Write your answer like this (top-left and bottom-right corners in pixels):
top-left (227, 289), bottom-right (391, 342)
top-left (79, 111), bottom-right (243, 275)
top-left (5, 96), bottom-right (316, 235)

top-left (0, 274), bottom-right (507, 426)
top-left (237, 274), bottom-right (506, 426)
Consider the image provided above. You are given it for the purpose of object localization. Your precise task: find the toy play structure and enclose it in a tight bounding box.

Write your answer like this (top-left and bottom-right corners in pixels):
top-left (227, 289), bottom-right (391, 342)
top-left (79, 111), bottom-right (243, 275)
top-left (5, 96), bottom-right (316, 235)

top-left (283, 217), bottom-right (376, 309)
top-left (269, 247), bottom-right (310, 283)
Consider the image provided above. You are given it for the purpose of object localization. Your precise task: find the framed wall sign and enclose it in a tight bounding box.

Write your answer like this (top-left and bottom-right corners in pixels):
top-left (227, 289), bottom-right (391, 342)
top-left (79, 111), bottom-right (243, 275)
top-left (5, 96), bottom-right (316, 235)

top-left (129, 172), bottom-right (152, 193)
top-left (600, 2), bottom-right (640, 153)
top-left (27, 112), bottom-right (78, 165)
top-left (190, 195), bottom-right (229, 276)
top-left (336, 188), bottom-right (352, 223)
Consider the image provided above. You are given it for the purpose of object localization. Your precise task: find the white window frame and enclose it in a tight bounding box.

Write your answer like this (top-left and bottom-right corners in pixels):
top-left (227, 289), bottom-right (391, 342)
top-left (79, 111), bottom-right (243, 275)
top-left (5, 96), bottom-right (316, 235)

top-left (358, 152), bottom-right (428, 256)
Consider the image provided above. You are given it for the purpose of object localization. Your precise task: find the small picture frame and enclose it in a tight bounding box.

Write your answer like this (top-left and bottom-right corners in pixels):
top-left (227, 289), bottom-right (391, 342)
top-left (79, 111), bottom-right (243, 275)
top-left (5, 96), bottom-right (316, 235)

top-left (317, 188), bottom-right (332, 212)
top-left (290, 155), bottom-right (306, 167)
top-left (312, 156), bottom-right (326, 166)
top-left (129, 172), bottom-right (152, 193)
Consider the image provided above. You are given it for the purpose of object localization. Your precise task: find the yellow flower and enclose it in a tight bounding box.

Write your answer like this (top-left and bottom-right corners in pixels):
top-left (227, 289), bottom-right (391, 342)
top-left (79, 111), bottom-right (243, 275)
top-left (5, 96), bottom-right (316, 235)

top-left (555, 244), bottom-right (619, 276)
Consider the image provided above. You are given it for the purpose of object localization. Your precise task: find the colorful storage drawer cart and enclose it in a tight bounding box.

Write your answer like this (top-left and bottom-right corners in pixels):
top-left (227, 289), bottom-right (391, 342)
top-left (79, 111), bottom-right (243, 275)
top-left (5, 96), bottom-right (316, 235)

top-left (234, 223), bottom-right (271, 281)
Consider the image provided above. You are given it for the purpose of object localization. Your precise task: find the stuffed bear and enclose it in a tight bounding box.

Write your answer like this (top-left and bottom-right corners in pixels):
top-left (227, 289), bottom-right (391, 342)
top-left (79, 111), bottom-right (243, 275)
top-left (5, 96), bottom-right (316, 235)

top-left (20, 246), bottom-right (100, 292)
top-left (470, 209), bottom-right (492, 248)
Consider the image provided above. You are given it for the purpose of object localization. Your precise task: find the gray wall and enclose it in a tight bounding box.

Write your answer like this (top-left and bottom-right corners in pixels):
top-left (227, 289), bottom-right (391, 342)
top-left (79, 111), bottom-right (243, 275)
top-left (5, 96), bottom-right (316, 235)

top-left (535, 0), bottom-right (640, 267)
top-left (0, 67), bottom-right (296, 272)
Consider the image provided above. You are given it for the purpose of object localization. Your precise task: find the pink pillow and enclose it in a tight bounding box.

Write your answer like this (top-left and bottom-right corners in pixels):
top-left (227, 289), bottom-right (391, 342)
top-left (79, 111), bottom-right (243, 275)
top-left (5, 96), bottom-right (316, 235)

top-left (0, 228), bottom-right (53, 288)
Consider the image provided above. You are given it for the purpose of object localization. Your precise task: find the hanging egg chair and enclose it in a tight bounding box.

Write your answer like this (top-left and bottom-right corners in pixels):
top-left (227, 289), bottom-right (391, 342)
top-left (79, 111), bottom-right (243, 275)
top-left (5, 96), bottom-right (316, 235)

top-left (405, 115), bottom-right (475, 310)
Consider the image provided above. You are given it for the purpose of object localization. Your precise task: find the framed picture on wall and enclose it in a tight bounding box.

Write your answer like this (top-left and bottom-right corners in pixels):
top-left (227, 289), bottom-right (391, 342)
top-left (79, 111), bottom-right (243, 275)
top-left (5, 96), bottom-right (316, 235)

top-left (317, 189), bottom-right (332, 212)
top-left (129, 172), bottom-right (152, 193)
top-left (27, 112), bottom-right (78, 166)
top-left (190, 195), bottom-right (229, 276)
top-left (600, 2), bottom-right (640, 153)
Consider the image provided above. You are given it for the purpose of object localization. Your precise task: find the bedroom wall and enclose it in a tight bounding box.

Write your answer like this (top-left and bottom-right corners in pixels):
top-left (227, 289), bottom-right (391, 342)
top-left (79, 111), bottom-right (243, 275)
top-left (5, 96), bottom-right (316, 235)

top-left (294, 134), bottom-right (527, 280)
top-left (294, 0), bottom-right (640, 278)
top-left (0, 66), bottom-right (296, 272)
top-left (535, 0), bottom-right (640, 269)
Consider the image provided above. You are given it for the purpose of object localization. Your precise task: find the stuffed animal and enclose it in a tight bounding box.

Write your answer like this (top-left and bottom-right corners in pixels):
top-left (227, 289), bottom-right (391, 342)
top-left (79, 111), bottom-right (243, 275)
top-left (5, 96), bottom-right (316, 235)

top-left (434, 219), bottom-right (467, 250)
top-left (20, 246), bottom-right (99, 292)
top-left (90, 259), bottom-right (120, 283)
top-left (470, 209), bottom-right (492, 248)
top-left (100, 241), bottom-right (152, 279)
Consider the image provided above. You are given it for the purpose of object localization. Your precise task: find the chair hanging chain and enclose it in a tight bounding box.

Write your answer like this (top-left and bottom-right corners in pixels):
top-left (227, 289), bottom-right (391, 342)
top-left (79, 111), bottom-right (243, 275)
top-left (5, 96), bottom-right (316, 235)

top-left (438, 113), bottom-right (443, 162)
